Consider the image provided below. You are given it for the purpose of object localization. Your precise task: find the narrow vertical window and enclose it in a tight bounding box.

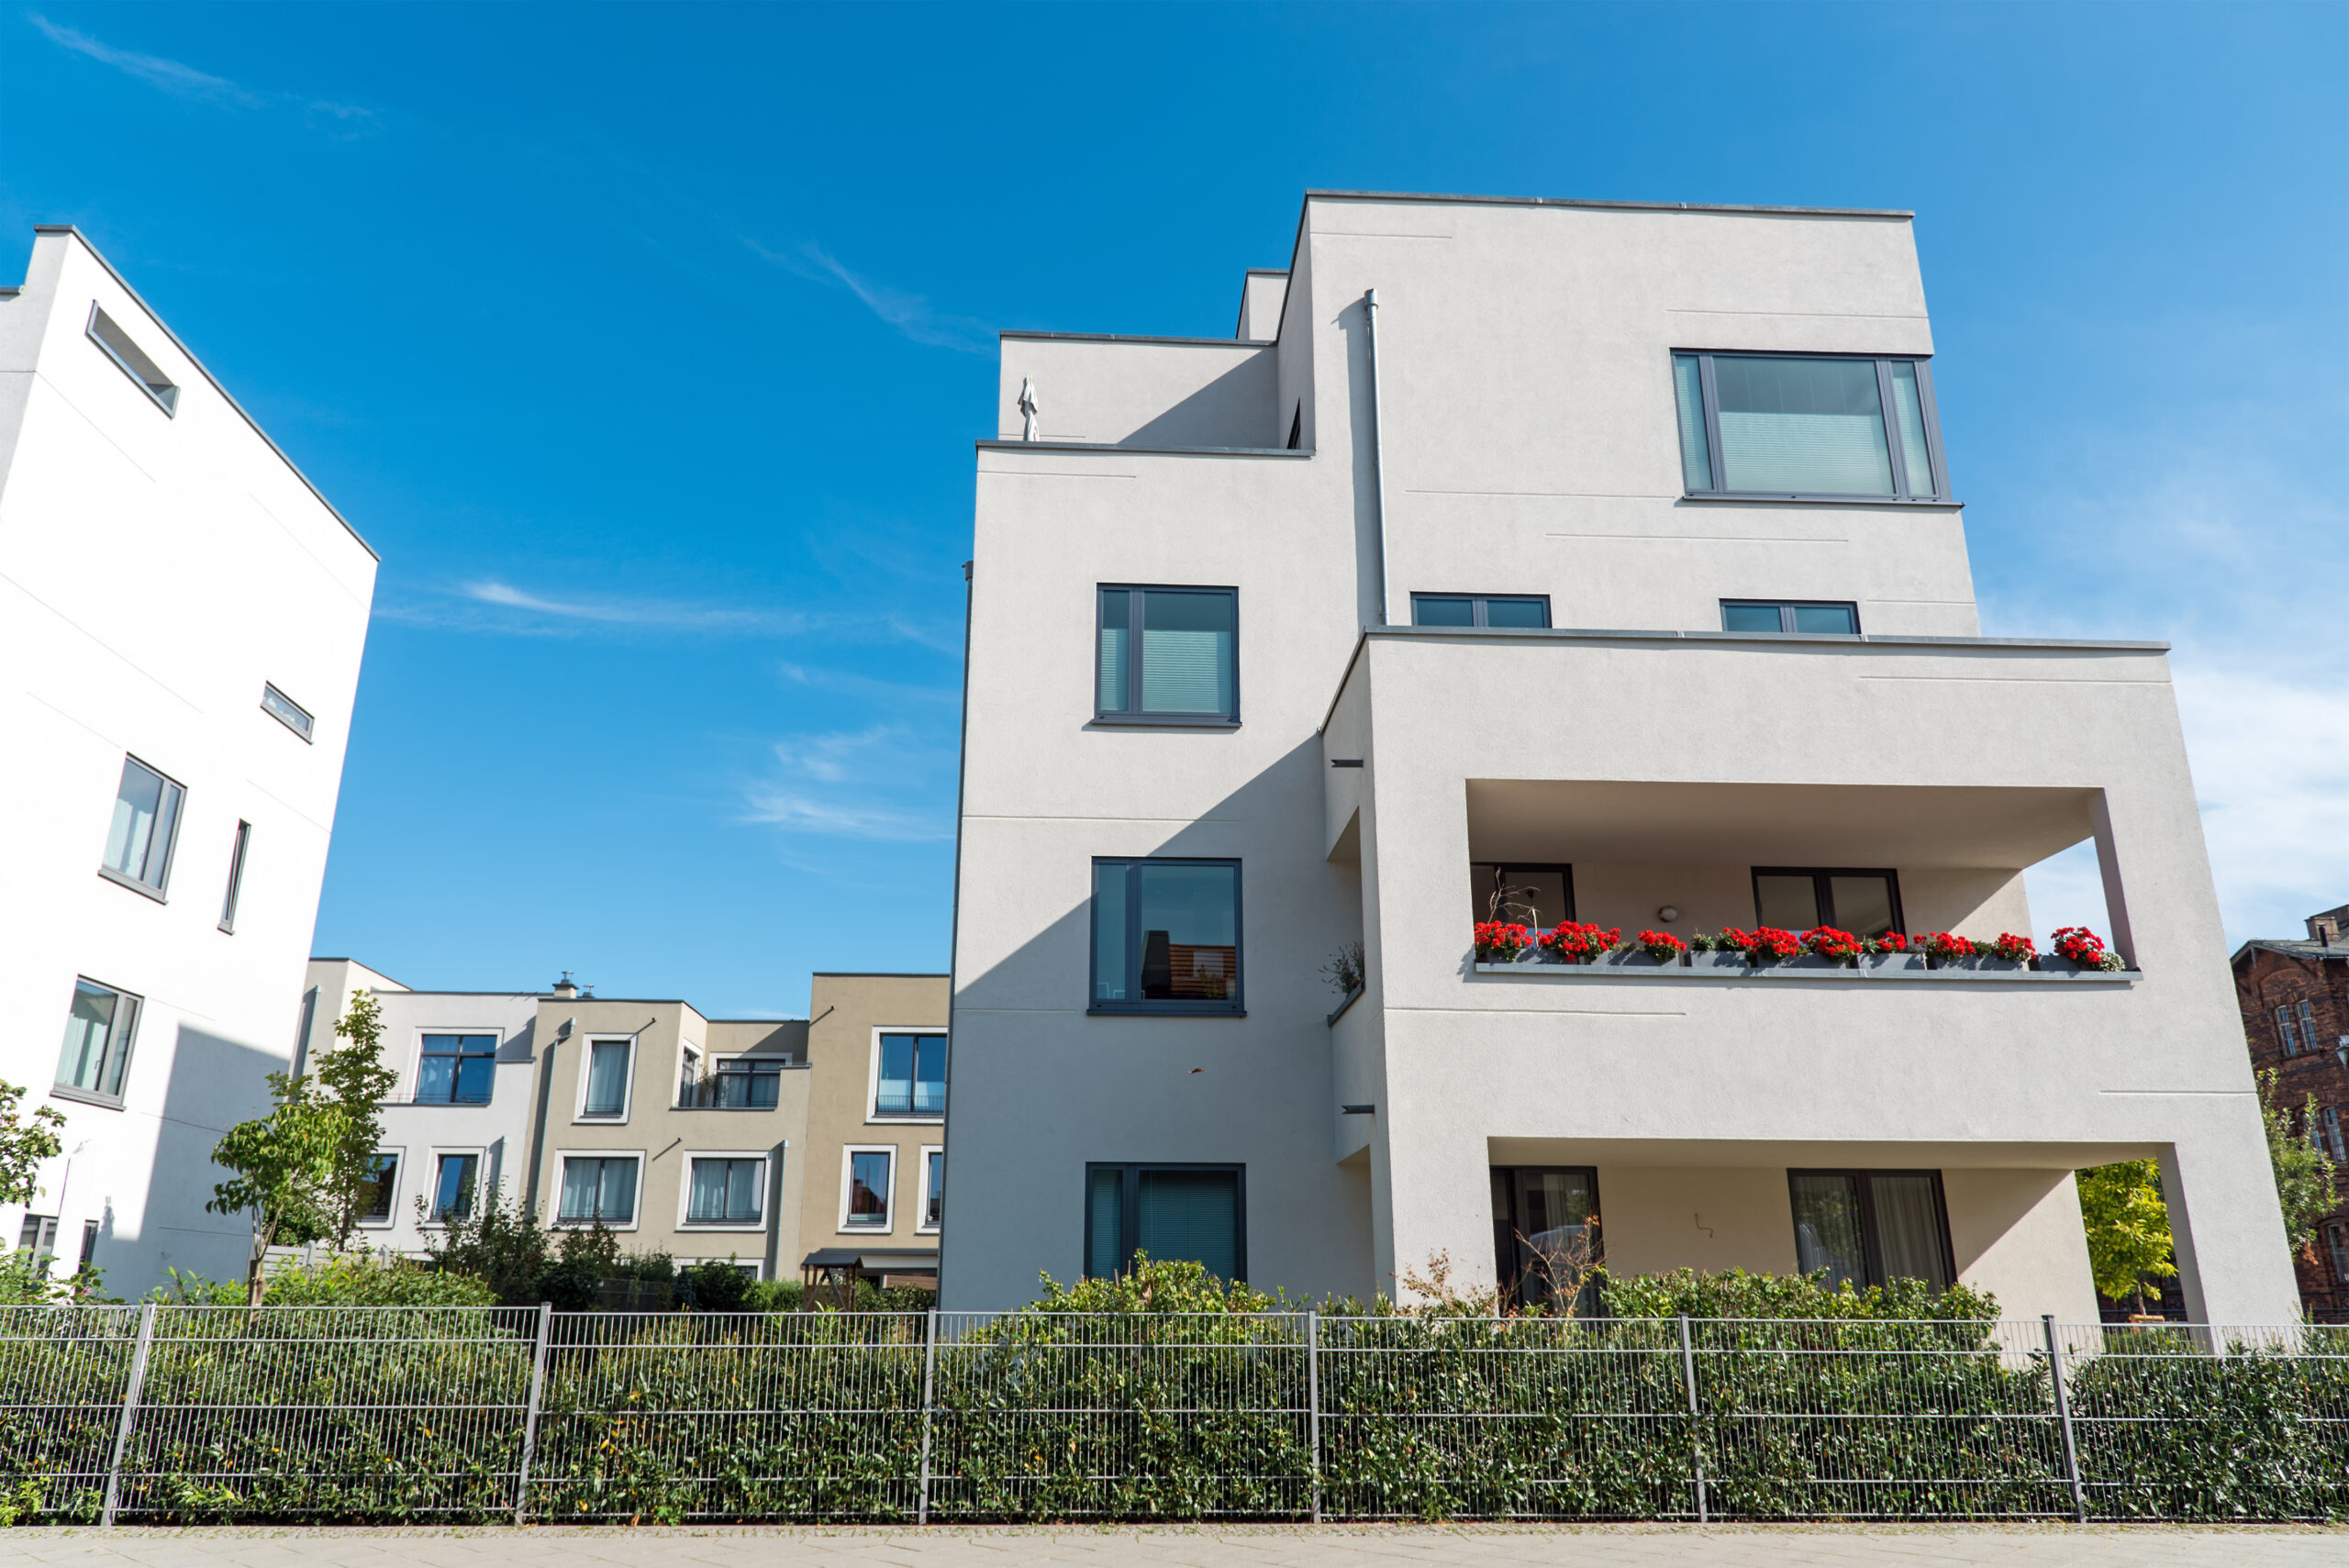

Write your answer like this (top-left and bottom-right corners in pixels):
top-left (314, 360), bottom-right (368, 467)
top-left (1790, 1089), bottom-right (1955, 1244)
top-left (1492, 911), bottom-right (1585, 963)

top-left (2279, 1006), bottom-right (2300, 1055)
top-left (1887, 361), bottom-right (1935, 496)
top-left (923, 1149), bottom-right (945, 1230)
top-left (357, 1154), bottom-right (399, 1224)
top-left (1672, 352), bottom-right (1712, 492)
top-left (432, 1153), bottom-right (480, 1220)
top-left (2299, 1001), bottom-right (2321, 1051)
top-left (101, 756), bottom-right (184, 897)
top-left (582, 1040), bottom-right (632, 1118)
top-left (218, 821), bottom-right (251, 933)
top-left (844, 1149), bottom-right (894, 1229)
top-left (1097, 588), bottom-right (1130, 714)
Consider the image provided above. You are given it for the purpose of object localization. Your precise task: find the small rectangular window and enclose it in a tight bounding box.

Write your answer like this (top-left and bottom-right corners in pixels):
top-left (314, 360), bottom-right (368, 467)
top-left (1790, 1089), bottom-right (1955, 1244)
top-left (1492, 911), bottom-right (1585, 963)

top-left (1095, 585), bottom-right (1238, 723)
top-left (417, 1034), bottom-right (497, 1105)
top-left (217, 821), bottom-right (252, 933)
top-left (1752, 866), bottom-right (1902, 939)
top-left (2330, 1224), bottom-right (2349, 1286)
top-left (86, 304), bottom-right (179, 415)
top-left (874, 1033), bottom-right (948, 1118)
top-left (431, 1153), bottom-right (480, 1221)
top-left (1673, 351), bottom-right (1945, 501)
top-left (558, 1155), bottom-right (637, 1225)
top-left (686, 1057), bottom-right (782, 1109)
top-left (2299, 1001), bottom-right (2321, 1051)
top-left (1084, 1163), bottom-right (1244, 1281)
top-left (686, 1157), bottom-right (765, 1225)
top-left (56, 978), bottom-right (141, 1104)
top-left (260, 684), bottom-right (315, 742)
top-left (2327, 1107), bottom-right (2346, 1163)
top-left (922, 1149), bottom-right (945, 1231)
top-left (581, 1040), bottom-right (632, 1119)
top-left (17, 1214), bottom-right (60, 1257)
top-left (1409, 594), bottom-right (1551, 629)
top-left (1789, 1169), bottom-right (1953, 1291)
top-left (1090, 858), bottom-right (1241, 1014)
top-left (2278, 1006), bottom-right (2300, 1056)
top-left (1720, 600), bottom-right (1861, 636)
top-left (1468, 862), bottom-right (1575, 931)
top-left (357, 1155), bottom-right (399, 1224)
top-left (844, 1148), bottom-right (894, 1229)
top-left (101, 755), bottom-right (185, 898)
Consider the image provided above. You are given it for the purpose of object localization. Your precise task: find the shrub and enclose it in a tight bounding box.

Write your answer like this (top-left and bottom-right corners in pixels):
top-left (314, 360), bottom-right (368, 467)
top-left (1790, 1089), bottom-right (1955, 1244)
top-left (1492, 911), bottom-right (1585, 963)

top-left (150, 1253), bottom-right (495, 1308)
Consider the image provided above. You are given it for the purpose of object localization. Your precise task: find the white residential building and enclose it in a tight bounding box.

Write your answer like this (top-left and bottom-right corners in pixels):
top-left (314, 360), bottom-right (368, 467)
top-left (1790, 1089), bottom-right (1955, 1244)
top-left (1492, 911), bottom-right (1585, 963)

top-left (940, 190), bottom-right (2300, 1324)
top-left (297, 960), bottom-right (542, 1259)
top-left (0, 227), bottom-right (377, 1292)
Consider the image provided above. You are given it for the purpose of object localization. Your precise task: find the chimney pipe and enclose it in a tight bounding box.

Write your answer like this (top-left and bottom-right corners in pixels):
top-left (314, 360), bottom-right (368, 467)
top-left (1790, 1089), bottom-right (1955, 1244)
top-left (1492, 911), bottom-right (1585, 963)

top-left (552, 972), bottom-right (577, 999)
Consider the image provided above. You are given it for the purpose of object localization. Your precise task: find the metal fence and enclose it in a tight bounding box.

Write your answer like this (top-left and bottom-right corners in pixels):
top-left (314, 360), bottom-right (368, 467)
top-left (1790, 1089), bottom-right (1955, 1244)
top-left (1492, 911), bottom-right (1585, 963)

top-left (0, 1307), bottom-right (2343, 1524)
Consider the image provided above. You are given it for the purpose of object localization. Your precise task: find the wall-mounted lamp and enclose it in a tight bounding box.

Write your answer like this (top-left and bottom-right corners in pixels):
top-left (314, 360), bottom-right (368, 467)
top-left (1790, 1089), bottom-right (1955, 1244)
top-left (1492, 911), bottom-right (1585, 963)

top-left (1657, 906), bottom-right (1681, 923)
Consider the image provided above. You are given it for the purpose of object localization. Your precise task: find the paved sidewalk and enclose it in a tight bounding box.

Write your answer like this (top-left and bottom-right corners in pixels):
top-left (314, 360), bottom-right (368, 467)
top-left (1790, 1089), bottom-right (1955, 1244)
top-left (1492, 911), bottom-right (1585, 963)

top-left (0, 1525), bottom-right (2339, 1568)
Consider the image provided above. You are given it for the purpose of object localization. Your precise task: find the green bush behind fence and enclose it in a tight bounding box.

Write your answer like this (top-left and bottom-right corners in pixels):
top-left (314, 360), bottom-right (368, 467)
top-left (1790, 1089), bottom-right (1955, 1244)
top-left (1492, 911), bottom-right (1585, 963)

top-left (1, 1306), bottom-right (2343, 1526)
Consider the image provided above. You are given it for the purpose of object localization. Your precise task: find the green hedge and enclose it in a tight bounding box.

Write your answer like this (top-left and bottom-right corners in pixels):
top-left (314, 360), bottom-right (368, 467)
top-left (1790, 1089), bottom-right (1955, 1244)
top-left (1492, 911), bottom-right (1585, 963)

top-left (2, 1288), bottom-right (2343, 1524)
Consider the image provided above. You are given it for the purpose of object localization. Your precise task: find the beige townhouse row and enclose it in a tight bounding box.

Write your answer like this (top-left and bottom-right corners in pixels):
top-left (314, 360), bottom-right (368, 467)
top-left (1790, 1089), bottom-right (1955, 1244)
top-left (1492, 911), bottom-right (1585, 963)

top-left (299, 962), bottom-right (949, 1287)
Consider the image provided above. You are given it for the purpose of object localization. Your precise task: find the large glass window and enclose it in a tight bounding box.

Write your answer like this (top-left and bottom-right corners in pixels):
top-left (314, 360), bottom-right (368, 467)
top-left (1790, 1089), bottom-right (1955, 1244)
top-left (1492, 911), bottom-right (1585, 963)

top-left (1789, 1170), bottom-right (1953, 1291)
top-left (1468, 862), bottom-right (1574, 931)
top-left (1410, 594), bottom-right (1551, 628)
top-left (1673, 352), bottom-right (1944, 501)
top-left (582, 1040), bottom-right (632, 1118)
top-left (1751, 867), bottom-right (1902, 939)
top-left (686, 1157), bottom-right (765, 1225)
top-left (431, 1153), bottom-right (480, 1222)
top-left (1720, 600), bottom-right (1860, 636)
top-left (844, 1149), bottom-right (894, 1229)
top-left (558, 1155), bottom-right (638, 1225)
top-left (1490, 1166), bottom-right (1601, 1311)
top-left (101, 756), bottom-right (184, 896)
top-left (875, 1033), bottom-right (947, 1117)
top-left (1090, 859), bottom-right (1241, 1013)
top-left (1085, 1164), bottom-right (1244, 1281)
top-left (56, 979), bottom-right (140, 1102)
top-left (1096, 586), bottom-right (1237, 723)
top-left (417, 1034), bottom-right (496, 1104)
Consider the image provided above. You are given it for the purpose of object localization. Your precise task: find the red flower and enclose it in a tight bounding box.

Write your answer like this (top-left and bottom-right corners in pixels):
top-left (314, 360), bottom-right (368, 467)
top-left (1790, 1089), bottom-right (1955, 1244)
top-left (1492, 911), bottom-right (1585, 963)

top-left (1474, 921), bottom-right (1531, 960)
top-left (1923, 931), bottom-right (1976, 960)
top-left (1743, 926), bottom-right (1803, 961)
top-left (2050, 926), bottom-right (2120, 968)
top-left (1636, 929), bottom-right (1689, 961)
top-left (1802, 926), bottom-right (1863, 962)
top-left (1538, 921), bottom-right (1623, 963)
top-left (1991, 931), bottom-right (2037, 962)
top-left (1869, 932), bottom-right (1911, 953)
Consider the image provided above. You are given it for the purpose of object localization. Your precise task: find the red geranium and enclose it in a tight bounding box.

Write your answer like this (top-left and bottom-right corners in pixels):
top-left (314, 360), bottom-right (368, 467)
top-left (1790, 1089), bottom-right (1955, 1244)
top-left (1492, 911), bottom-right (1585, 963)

top-left (1741, 926), bottom-right (1803, 962)
top-left (1802, 926), bottom-right (1863, 963)
top-left (1539, 921), bottom-right (1622, 963)
top-left (1869, 932), bottom-right (1911, 953)
top-left (1991, 931), bottom-right (2037, 962)
top-left (1637, 929), bottom-right (1689, 962)
top-left (1923, 931), bottom-right (1976, 961)
top-left (2050, 927), bottom-right (2125, 970)
top-left (1475, 921), bottom-right (1531, 961)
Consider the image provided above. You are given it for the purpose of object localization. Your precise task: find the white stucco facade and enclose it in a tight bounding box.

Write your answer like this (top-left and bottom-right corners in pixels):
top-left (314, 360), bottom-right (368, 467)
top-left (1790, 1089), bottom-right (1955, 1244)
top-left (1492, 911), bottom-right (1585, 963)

top-left (941, 191), bottom-right (2299, 1324)
top-left (0, 228), bottom-right (377, 1294)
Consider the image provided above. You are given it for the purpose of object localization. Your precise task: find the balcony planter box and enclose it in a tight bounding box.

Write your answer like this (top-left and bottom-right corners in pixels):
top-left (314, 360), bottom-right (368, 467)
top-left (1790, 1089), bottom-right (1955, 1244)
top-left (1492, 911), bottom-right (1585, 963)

top-left (1861, 951), bottom-right (1928, 975)
top-left (1593, 951), bottom-right (1682, 971)
top-left (1687, 951), bottom-right (1750, 973)
top-left (1937, 955), bottom-right (2029, 973)
top-left (1776, 955), bottom-right (1859, 973)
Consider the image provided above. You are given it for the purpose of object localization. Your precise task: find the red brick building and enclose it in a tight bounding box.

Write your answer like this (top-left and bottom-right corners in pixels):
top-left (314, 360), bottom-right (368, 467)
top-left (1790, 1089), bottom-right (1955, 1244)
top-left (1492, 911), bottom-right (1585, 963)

top-left (2232, 902), bottom-right (2349, 1322)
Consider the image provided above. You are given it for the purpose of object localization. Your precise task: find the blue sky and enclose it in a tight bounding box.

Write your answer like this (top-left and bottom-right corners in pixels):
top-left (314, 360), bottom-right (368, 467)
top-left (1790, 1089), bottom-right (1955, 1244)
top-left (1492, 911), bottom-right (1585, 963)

top-left (7, 3), bottom-right (2341, 1013)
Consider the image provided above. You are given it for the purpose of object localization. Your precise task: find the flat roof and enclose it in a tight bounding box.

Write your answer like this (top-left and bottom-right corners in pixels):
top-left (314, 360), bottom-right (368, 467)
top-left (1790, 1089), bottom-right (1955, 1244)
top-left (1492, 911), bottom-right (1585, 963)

top-left (1303, 188), bottom-right (1914, 221)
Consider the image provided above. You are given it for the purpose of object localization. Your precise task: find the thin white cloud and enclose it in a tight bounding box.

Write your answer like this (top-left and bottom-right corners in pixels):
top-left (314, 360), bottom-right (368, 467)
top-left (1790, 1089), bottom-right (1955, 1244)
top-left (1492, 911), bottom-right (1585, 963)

top-left (30, 14), bottom-right (262, 105)
top-left (779, 662), bottom-right (960, 706)
top-left (743, 725), bottom-right (951, 841)
top-left (740, 789), bottom-right (949, 842)
top-left (744, 237), bottom-right (994, 355)
top-left (458, 579), bottom-right (805, 634)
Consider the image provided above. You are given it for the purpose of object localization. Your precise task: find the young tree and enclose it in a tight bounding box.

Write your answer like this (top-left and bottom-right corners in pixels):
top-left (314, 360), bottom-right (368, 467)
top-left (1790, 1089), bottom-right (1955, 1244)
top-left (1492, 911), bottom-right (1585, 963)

top-left (2076, 1159), bottom-right (2176, 1316)
top-left (2260, 1068), bottom-right (2342, 1254)
top-left (0, 1079), bottom-right (66, 1209)
top-left (206, 993), bottom-right (397, 1307)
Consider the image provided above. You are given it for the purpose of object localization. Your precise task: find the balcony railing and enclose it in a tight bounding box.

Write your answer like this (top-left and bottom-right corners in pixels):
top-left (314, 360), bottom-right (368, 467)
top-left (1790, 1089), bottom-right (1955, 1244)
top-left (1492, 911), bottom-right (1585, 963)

top-left (675, 1074), bottom-right (782, 1110)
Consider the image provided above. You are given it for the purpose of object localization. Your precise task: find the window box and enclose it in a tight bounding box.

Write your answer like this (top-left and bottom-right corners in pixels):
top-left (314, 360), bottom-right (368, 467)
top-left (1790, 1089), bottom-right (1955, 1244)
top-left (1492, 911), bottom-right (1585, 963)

top-left (1591, 950), bottom-right (1682, 971)
top-left (1861, 951), bottom-right (1928, 975)
top-left (1687, 951), bottom-right (1750, 973)
top-left (1777, 953), bottom-right (1858, 973)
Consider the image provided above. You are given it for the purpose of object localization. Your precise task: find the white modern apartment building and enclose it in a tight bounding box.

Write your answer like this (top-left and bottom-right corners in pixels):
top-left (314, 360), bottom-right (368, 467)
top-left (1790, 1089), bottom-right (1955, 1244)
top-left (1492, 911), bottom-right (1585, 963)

top-left (0, 228), bottom-right (377, 1292)
top-left (297, 960), bottom-right (543, 1260)
top-left (941, 190), bottom-right (2299, 1323)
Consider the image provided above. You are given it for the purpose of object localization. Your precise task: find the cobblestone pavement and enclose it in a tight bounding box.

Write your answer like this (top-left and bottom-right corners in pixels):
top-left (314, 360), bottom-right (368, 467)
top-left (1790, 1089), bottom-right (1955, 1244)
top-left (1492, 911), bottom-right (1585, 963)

top-left (0, 1525), bottom-right (2339, 1568)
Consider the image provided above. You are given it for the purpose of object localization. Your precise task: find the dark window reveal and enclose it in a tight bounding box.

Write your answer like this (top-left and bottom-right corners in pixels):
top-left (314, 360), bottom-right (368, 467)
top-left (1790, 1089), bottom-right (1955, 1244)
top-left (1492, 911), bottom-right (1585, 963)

top-left (1674, 351), bottom-right (1945, 501)
top-left (1491, 1166), bottom-right (1601, 1312)
top-left (1469, 862), bottom-right (1575, 931)
top-left (1751, 867), bottom-right (1902, 939)
top-left (1788, 1169), bottom-right (1954, 1291)
top-left (1091, 858), bottom-right (1241, 1013)
top-left (1085, 1163), bottom-right (1244, 1281)
top-left (1720, 600), bottom-right (1860, 635)
top-left (1096, 586), bottom-right (1238, 723)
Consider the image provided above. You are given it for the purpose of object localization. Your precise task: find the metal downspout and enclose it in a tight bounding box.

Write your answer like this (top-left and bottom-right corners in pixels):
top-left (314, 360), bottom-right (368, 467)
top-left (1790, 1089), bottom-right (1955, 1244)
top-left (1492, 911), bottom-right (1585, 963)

top-left (1364, 289), bottom-right (1392, 626)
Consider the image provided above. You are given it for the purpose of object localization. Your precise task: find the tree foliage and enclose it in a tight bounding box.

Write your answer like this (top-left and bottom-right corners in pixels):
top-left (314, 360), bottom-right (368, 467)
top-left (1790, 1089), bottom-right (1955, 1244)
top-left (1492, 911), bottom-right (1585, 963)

top-left (0, 1079), bottom-right (65, 1209)
top-left (206, 993), bottom-right (397, 1306)
top-left (2261, 1068), bottom-right (2341, 1253)
top-left (2076, 1160), bottom-right (2177, 1310)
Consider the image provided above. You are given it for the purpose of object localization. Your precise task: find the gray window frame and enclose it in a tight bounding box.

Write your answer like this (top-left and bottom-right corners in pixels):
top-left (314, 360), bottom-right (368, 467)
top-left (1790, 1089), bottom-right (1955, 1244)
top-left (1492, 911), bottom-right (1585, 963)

top-left (684, 1156), bottom-right (767, 1226)
top-left (1087, 856), bottom-right (1245, 1018)
top-left (217, 820), bottom-right (252, 933)
top-left (260, 684), bottom-right (315, 743)
top-left (1787, 1167), bottom-right (1956, 1291)
top-left (357, 1153), bottom-right (399, 1224)
top-left (1092, 584), bottom-right (1241, 728)
top-left (52, 976), bottom-right (143, 1109)
top-left (1720, 600), bottom-right (1863, 636)
top-left (98, 754), bottom-right (185, 903)
top-left (1750, 866), bottom-right (1906, 935)
top-left (1673, 350), bottom-right (1949, 504)
top-left (1409, 594), bottom-right (1553, 628)
top-left (1083, 1162), bottom-right (1247, 1282)
top-left (85, 303), bottom-right (180, 416)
